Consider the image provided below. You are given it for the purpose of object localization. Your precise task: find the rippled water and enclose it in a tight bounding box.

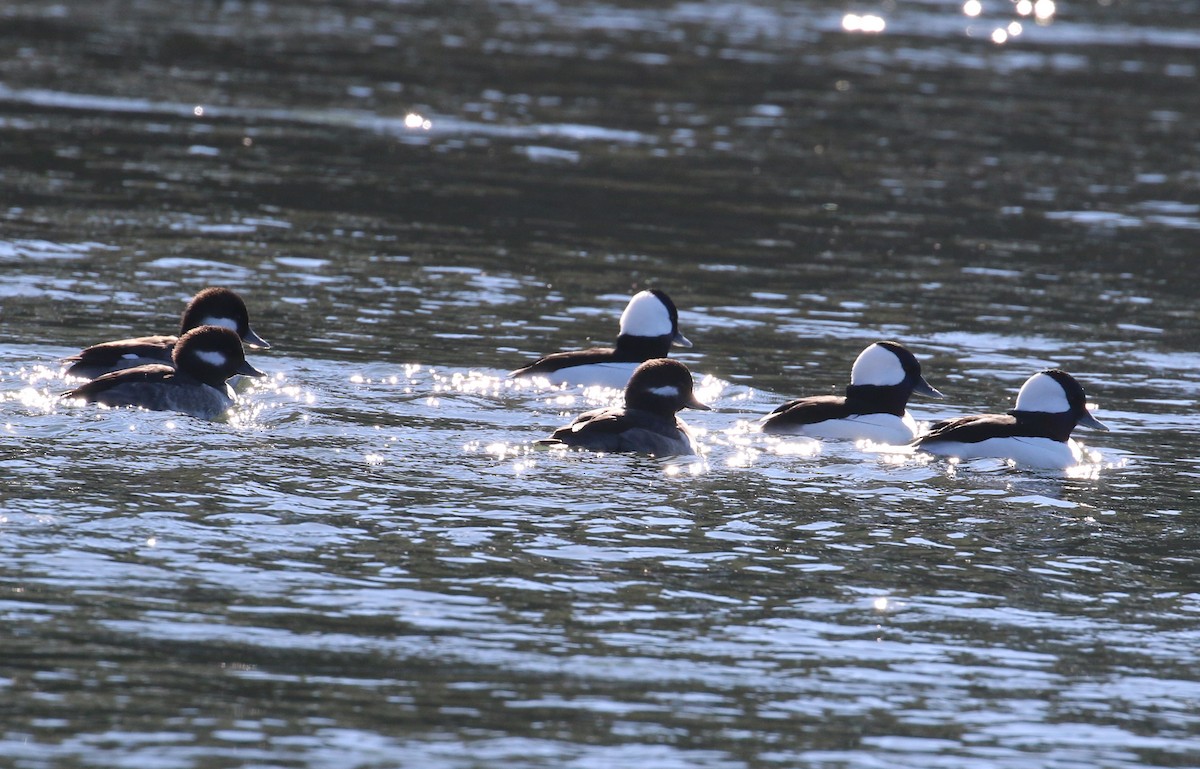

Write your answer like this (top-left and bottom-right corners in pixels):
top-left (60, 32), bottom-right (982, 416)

top-left (4, 1), bottom-right (1200, 767)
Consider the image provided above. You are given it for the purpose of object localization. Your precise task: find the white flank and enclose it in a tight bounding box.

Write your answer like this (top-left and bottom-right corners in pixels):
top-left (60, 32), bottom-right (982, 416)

top-left (849, 343), bottom-right (905, 386)
top-left (544, 361), bottom-right (639, 390)
top-left (618, 291), bottom-right (673, 337)
top-left (793, 412), bottom-right (917, 444)
top-left (920, 436), bottom-right (1077, 470)
top-left (195, 350), bottom-right (228, 368)
top-left (1014, 372), bottom-right (1070, 413)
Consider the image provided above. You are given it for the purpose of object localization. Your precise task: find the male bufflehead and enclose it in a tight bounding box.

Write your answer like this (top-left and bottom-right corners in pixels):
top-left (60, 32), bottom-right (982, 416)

top-left (511, 289), bottom-right (692, 389)
top-left (913, 369), bottom-right (1108, 469)
top-left (64, 286), bottom-right (271, 379)
top-left (542, 358), bottom-right (710, 456)
top-left (63, 325), bottom-right (266, 420)
top-left (760, 341), bottom-right (943, 444)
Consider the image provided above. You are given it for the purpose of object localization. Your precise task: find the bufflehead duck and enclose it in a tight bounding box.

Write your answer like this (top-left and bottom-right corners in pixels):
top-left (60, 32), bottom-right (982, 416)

top-left (913, 369), bottom-right (1108, 469)
top-left (63, 325), bottom-right (266, 420)
top-left (64, 286), bottom-right (270, 379)
top-left (511, 289), bottom-right (692, 389)
top-left (542, 358), bottom-right (710, 456)
top-left (760, 341), bottom-right (943, 443)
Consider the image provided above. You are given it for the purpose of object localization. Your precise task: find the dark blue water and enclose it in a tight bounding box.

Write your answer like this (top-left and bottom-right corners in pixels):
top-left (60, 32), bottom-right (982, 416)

top-left (3, 1), bottom-right (1200, 767)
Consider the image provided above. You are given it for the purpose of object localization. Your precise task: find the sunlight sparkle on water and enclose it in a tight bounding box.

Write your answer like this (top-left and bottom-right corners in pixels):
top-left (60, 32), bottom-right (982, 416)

top-left (963, 0), bottom-right (982, 18)
top-left (694, 375), bottom-right (726, 407)
top-left (405, 113), bottom-right (433, 131)
top-left (842, 14), bottom-right (886, 34)
top-left (663, 458), bottom-right (706, 477)
top-left (769, 436), bottom-right (821, 457)
top-left (16, 386), bottom-right (57, 413)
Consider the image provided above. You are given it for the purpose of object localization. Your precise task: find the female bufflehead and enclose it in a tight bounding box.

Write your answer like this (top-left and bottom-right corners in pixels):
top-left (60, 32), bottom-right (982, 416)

top-left (913, 369), bottom-right (1108, 469)
top-left (543, 358), bottom-right (710, 456)
top-left (511, 289), bottom-right (692, 389)
top-left (63, 325), bottom-right (266, 420)
top-left (64, 286), bottom-right (270, 379)
top-left (760, 341), bottom-right (943, 444)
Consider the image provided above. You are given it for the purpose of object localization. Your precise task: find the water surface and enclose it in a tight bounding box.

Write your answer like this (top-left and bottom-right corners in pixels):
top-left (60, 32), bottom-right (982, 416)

top-left (3, 1), bottom-right (1200, 767)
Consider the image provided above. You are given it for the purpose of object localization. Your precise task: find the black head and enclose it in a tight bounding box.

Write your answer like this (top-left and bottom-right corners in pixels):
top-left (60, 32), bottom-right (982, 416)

top-left (173, 325), bottom-right (266, 388)
top-left (180, 287), bottom-right (271, 349)
top-left (876, 341), bottom-right (943, 398)
top-left (623, 358), bottom-right (710, 415)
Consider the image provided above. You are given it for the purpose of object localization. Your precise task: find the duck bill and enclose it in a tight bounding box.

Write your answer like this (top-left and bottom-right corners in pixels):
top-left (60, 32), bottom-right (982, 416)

top-left (1078, 410), bottom-right (1109, 431)
top-left (686, 395), bottom-right (711, 411)
top-left (244, 327), bottom-right (271, 349)
top-left (672, 331), bottom-right (693, 349)
top-left (237, 360), bottom-right (267, 378)
top-left (913, 376), bottom-right (944, 399)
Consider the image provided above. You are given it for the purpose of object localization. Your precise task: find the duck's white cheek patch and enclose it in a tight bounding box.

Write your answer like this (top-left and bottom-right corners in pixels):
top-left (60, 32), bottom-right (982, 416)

top-left (1015, 373), bottom-right (1071, 412)
top-left (202, 316), bottom-right (239, 332)
top-left (619, 292), bottom-right (673, 337)
top-left (195, 350), bottom-right (228, 367)
top-left (850, 344), bottom-right (905, 386)
top-left (649, 385), bottom-right (680, 398)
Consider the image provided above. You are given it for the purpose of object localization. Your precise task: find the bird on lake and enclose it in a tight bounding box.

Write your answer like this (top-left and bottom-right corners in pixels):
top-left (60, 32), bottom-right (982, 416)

top-left (511, 289), bottom-right (692, 389)
top-left (760, 340), bottom-right (943, 444)
top-left (63, 286), bottom-right (270, 379)
top-left (63, 325), bottom-right (266, 421)
top-left (542, 358), bottom-right (710, 456)
top-left (912, 368), bottom-right (1108, 469)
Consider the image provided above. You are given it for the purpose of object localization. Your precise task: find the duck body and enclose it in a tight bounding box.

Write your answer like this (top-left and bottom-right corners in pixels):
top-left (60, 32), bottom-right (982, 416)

top-left (763, 393), bottom-right (923, 444)
top-left (549, 407), bottom-right (701, 456)
top-left (63, 326), bottom-right (265, 420)
top-left (761, 341), bottom-right (942, 444)
top-left (512, 289), bottom-right (691, 389)
top-left (64, 287), bottom-right (270, 379)
top-left (914, 370), bottom-right (1108, 469)
top-left (544, 358), bottom-right (709, 456)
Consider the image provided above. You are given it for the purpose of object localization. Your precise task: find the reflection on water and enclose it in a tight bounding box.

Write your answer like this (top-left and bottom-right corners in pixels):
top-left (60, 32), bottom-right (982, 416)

top-left (3, 0), bottom-right (1200, 767)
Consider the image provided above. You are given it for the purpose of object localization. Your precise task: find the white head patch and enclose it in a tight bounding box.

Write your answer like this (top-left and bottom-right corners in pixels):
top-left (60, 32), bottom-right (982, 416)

top-left (194, 350), bottom-right (228, 368)
top-left (619, 291), bottom-right (673, 337)
top-left (1014, 372), bottom-right (1070, 413)
top-left (648, 385), bottom-right (680, 399)
top-left (849, 344), bottom-right (904, 386)
top-left (202, 316), bottom-right (239, 332)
